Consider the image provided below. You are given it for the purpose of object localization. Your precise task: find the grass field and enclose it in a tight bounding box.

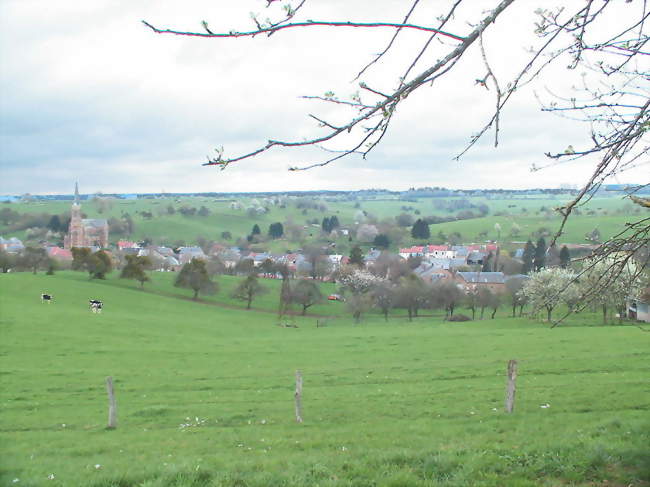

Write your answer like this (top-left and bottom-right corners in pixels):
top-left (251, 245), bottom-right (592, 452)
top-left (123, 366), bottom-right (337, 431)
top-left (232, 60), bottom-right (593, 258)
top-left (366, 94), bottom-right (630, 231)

top-left (1, 271), bottom-right (649, 486)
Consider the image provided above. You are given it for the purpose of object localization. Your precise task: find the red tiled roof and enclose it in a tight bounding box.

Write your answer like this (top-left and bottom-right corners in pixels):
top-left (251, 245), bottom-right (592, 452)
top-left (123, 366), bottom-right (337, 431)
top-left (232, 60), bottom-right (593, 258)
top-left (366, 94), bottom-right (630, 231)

top-left (117, 240), bottom-right (138, 249)
top-left (426, 245), bottom-right (449, 251)
top-left (399, 246), bottom-right (425, 254)
top-left (47, 247), bottom-right (73, 260)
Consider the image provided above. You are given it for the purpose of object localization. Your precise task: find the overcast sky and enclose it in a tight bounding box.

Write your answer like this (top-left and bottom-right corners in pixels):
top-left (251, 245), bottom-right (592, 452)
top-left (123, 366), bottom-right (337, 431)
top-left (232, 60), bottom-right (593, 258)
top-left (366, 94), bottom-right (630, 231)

top-left (0, 0), bottom-right (644, 195)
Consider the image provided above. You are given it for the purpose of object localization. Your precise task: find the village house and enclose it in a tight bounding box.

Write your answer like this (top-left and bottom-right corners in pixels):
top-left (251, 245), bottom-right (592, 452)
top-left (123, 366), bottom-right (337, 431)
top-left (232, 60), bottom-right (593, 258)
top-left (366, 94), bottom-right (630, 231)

top-left (456, 271), bottom-right (507, 293)
top-left (327, 254), bottom-right (345, 269)
top-left (0, 236), bottom-right (25, 253)
top-left (46, 246), bottom-right (73, 262)
top-left (214, 247), bottom-right (241, 269)
top-left (117, 240), bottom-right (140, 251)
top-left (628, 290), bottom-right (650, 323)
top-left (177, 246), bottom-right (206, 265)
top-left (414, 263), bottom-right (454, 283)
top-left (420, 256), bottom-right (468, 270)
top-left (399, 244), bottom-right (456, 260)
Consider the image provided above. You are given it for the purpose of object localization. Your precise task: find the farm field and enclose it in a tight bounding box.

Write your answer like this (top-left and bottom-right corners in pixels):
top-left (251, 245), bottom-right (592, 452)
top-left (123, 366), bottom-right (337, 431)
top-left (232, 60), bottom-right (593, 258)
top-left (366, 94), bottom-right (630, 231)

top-left (1, 272), bottom-right (649, 486)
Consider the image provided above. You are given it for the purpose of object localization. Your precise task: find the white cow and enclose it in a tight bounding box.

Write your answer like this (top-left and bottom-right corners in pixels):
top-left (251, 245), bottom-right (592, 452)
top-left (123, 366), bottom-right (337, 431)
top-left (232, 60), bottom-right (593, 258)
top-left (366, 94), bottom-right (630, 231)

top-left (89, 299), bottom-right (103, 313)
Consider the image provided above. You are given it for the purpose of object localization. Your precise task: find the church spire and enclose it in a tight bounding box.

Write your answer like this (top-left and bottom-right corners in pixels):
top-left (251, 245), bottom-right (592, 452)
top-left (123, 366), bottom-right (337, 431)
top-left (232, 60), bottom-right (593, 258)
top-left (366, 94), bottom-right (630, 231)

top-left (74, 182), bottom-right (79, 205)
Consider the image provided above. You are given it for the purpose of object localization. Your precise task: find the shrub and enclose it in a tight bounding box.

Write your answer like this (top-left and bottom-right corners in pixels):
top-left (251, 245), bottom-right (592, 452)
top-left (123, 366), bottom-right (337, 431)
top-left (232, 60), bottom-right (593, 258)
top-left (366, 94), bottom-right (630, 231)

top-left (446, 314), bottom-right (471, 322)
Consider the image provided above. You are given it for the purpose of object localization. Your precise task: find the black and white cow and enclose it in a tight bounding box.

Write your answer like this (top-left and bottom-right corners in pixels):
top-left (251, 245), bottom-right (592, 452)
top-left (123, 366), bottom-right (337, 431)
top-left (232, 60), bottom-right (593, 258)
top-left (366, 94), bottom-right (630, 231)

top-left (41, 293), bottom-right (53, 304)
top-left (89, 299), bottom-right (103, 313)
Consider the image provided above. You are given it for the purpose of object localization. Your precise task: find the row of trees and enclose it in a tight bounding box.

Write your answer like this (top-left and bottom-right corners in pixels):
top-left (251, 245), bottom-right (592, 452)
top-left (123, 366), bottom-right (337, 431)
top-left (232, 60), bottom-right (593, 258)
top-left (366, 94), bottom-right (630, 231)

top-left (520, 238), bottom-right (570, 274)
top-left (522, 259), bottom-right (647, 324)
top-left (173, 258), bottom-right (326, 314)
top-left (0, 247), bottom-right (55, 275)
top-left (248, 222), bottom-right (284, 242)
top-left (18, 241), bottom-right (644, 325)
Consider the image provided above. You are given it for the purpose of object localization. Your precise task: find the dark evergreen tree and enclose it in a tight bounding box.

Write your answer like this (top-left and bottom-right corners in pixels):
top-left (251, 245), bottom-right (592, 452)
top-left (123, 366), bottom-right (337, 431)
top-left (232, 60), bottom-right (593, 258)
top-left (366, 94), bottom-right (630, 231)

top-left (559, 245), bottom-right (571, 269)
top-left (534, 237), bottom-right (547, 271)
top-left (522, 240), bottom-right (535, 274)
top-left (329, 215), bottom-right (340, 229)
top-left (47, 215), bottom-right (62, 232)
top-left (349, 246), bottom-right (365, 267)
top-left (411, 219), bottom-right (430, 239)
top-left (251, 224), bottom-right (261, 235)
top-left (322, 217), bottom-right (331, 233)
top-left (482, 251), bottom-right (493, 272)
top-left (373, 234), bottom-right (390, 249)
top-left (268, 222), bottom-right (284, 239)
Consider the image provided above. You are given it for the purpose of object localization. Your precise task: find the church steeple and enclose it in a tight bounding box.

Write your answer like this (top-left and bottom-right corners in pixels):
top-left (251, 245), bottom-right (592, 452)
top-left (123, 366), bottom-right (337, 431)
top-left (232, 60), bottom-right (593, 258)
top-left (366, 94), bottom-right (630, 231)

top-left (74, 182), bottom-right (80, 205)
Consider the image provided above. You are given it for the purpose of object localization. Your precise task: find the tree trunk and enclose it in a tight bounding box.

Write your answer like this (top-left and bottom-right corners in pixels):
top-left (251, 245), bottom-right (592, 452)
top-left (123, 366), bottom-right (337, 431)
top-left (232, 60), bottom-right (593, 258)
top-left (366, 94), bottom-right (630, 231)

top-left (547, 306), bottom-right (552, 322)
top-left (602, 304), bottom-right (607, 324)
top-left (193, 289), bottom-right (199, 300)
top-left (302, 305), bottom-right (307, 315)
top-left (407, 308), bottom-right (412, 321)
top-left (618, 306), bottom-right (624, 324)
top-left (471, 307), bottom-right (476, 320)
top-left (491, 307), bottom-right (497, 319)
top-left (512, 302), bottom-right (516, 318)
top-left (247, 294), bottom-right (252, 309)
top-left (480, 306), bottom-right (485, 320)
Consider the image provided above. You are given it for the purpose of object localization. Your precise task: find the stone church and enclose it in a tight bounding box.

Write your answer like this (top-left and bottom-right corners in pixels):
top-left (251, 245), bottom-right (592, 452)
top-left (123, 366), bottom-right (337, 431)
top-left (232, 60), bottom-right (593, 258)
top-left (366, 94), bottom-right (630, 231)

top-left (63, 183), bottom-right (109, 249)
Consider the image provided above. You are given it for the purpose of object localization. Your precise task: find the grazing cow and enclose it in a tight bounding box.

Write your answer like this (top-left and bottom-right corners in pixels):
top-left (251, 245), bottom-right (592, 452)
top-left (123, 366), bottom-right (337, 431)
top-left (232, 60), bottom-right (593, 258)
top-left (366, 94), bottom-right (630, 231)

top-left (41, 294), bottom-right (53, 304)
top-left (89, 299), bottom-right (103, 313)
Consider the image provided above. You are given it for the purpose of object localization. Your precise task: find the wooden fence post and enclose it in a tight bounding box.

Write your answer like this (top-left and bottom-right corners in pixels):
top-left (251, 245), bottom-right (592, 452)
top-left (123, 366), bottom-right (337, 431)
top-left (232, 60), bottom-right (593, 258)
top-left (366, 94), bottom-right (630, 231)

top-left (106, 376), bottom-right (117, 429)
top-left (505, 360), bottom-right (517, 413)
top-left (295, 370), bottom-right (303, 423)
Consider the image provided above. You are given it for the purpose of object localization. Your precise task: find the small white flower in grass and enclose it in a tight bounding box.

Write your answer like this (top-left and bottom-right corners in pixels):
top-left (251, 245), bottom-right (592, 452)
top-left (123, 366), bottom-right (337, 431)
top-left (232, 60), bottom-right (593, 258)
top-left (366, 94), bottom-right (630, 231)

top-left (94, 464), bottom-right (102, 470)
top-left (341, 446), bottom-right (348, 451)
top-left (61, 424), bottom-right (66, 428)
top-left (492, 408), bottom-right (498, 412)
top-left (47, 474), bottom-right (55, 480)
top-left (260, 419), bottom-right (266, 425)
top-left (12, 479), bottom-right (19, 483)
top-left (540, 403), bottom-right (550, 409)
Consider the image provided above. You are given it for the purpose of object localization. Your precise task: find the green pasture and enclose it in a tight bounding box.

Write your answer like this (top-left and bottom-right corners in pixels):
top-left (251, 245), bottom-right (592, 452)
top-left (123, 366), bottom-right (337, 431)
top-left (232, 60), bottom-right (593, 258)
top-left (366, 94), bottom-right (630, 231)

top-left (0, 194), bottom-right (636, 251)
top-left (106, 271), bottom-right (345, 318)
top-left (1, 272), bottom-right (649, 486)
top-left (428, 213), bottom-right (635, 246)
